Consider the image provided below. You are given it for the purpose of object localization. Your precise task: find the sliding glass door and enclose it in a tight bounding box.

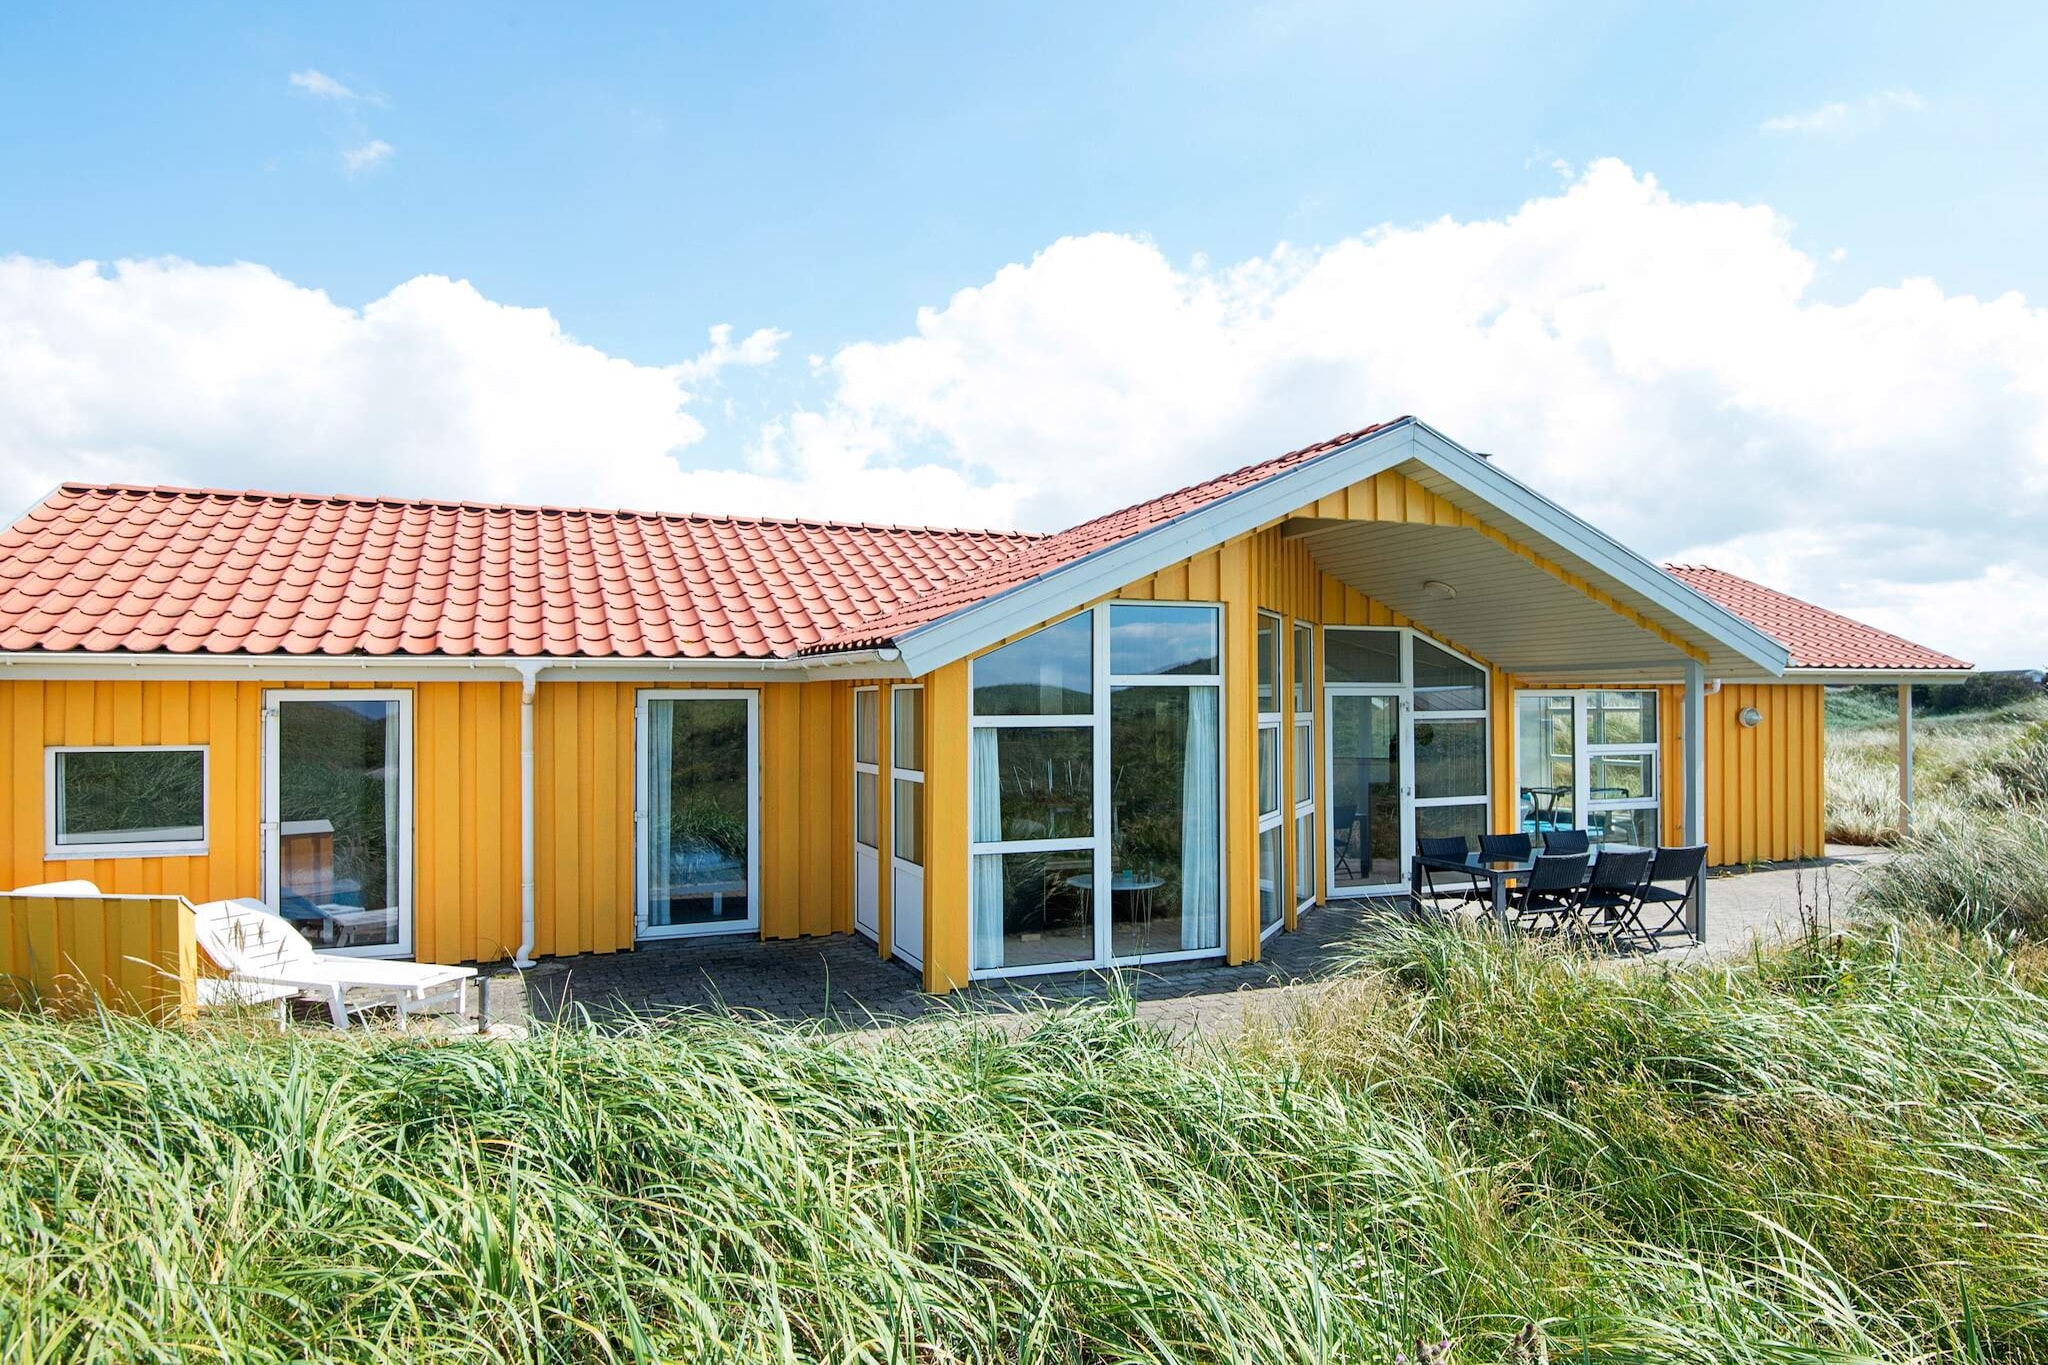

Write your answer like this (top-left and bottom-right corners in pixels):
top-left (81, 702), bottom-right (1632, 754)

top-left (263, 691), bottom-right (412, 958)
top-left (638, 691), bottom-right (758, 939)
top-left (1326, 689), bottom-right (1406, 894)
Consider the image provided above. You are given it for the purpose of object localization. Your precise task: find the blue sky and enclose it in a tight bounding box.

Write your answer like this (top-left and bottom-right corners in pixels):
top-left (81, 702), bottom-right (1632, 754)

top-left (2, 2), bottom-right (2045, 664)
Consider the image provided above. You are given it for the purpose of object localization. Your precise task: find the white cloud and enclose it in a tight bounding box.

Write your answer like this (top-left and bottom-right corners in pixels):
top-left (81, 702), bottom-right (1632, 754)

top-left (341, 139), bottom-right (395, 173)
top-left (1761, 89), bottom-right (1924, 134)
top-left (2, 161), bottom-right (2042, 666)
top-left (288, 69), bottom-right (359, 102)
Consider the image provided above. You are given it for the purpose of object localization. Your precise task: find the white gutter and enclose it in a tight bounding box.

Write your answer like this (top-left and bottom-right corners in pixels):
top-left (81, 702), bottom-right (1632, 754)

top-left (0, 647), bottom-right (907, 683)
top-left (511, 660), bottom-right (543, 968)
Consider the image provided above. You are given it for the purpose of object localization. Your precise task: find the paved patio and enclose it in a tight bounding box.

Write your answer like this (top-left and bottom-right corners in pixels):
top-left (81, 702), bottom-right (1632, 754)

top-left (472, 846), bottom-right (1888, 1038)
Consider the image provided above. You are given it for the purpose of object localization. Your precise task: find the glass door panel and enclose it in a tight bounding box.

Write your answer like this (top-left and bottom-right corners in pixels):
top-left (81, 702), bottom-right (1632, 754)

top-left (641, 694), bottom-right (757, 938)
top-left (1515, 694), bottom-right (1577, 841)
top-left (268, 694), bottom-right (408, 956)
top-left (1327, 691), bottom-right (1406, 893)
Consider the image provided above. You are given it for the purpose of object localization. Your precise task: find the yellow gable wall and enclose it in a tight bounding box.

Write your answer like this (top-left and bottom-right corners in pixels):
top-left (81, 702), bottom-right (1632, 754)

top-left (0, 675), bottom-right (857, 966)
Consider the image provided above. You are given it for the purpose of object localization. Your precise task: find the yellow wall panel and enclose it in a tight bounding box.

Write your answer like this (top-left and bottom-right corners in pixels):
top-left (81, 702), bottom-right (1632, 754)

top-left (0, 891), bottom-right (196, 1021)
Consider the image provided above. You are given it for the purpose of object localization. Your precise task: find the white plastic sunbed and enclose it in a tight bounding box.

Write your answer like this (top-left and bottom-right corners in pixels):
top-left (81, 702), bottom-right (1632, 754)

top-left (193, 897), bottom-right (475, 1029)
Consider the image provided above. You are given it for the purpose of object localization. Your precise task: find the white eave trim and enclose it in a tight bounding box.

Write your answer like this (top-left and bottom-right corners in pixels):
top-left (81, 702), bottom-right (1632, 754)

top-left (1788, 667), bottom-right (1975, 685)
top-left (0, 648), bottom-right (911, 684)
top-left (886, 417), bottom-right (1793, 679)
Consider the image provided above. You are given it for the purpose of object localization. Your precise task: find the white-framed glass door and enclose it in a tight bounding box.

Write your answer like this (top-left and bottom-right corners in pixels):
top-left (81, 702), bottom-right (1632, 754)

top-left (889, 685), bottom-right (926, 967)
top-left (852, 687), bottom-right (882, 944)
top-left (262, 689), bottom-right (413, 958)
top-left (636, 690), bottom-right (759, 940)
top-left (1325, 686), bottom-right (1409, 896)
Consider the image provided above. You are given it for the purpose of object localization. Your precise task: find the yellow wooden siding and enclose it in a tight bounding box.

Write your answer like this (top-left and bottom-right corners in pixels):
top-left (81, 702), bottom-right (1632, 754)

top-left (0, 891), bottom-right (197, 1020)
top-left (1702, 683), bottom-right (1825, 865)
top-left (920, 661), bottom-right (971, 991)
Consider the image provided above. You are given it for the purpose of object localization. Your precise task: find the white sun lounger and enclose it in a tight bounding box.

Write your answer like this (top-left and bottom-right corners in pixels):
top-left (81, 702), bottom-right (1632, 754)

top-left (193, 897), bottom-right (475, 1030)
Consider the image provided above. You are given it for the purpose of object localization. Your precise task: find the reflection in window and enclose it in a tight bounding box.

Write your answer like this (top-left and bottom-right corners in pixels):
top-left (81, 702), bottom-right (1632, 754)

top-left (1108, 685), bottom-right (1221, 957)
top-left (974, 727), bottom-right (1093, 841)
top-left (1588, 691), bottom-right (1656, 745)
top-left (973, 615), bottom-right (1093, 716)
top-left (1413, 638), bottom-right (1487, 711)
top-left (971, 850), bottom-right (1095, 970)
top-left (1323, 628), bottom-right (1401, 684)
top-left (51, 747), bottom-right (206, 851)
top-left (1414, 718), bottom-right (1487, 799)
top-left (893, 688), bottom-right (924, 771)
top-left (1109, 604), bottom-right (1219, 677)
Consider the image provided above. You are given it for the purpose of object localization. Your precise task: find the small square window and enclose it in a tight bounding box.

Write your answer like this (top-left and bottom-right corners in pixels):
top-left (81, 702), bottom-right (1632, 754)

top-left (48, 747), bottom-right (208, 857)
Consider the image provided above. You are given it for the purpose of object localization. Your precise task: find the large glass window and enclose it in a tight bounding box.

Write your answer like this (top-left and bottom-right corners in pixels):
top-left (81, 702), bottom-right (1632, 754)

top-left (1514, 690), bottom-right (1661, 850)
top-left (973, 614), bottom-right (1093, 716)
top-left (1413, 638), bottom-right (1488, 712)
top-left (1516, 694), bottom-right (1577, 838)
top-left (892, 687), bottom-right (926, 869)
top-left (854, 688), bottom-right (880, 852)
top-left (1256, 613), bottom-right (1280, 714)
top-left (1324, 628), bottom-right (1401, 684)
top-left (972, 605), bottom-right (1222, 975)
top-left (1291, 621), bottom-right (1317, 912)
top-left (48, 747), bottom-right (207, 856)
top-left (1409, 638), bottom-right (1490, 858)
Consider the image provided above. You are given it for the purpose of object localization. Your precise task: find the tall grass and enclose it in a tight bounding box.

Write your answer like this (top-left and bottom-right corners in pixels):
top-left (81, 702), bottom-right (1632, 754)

top-left (1826, 695), bottom-right (2048, 844)
top-left (5, 917), bottom-right (2048, 1363)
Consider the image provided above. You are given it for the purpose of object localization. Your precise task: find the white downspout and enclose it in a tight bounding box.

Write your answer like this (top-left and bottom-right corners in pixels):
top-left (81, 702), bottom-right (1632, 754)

top-left (512, 661), bottom-right (544, 968)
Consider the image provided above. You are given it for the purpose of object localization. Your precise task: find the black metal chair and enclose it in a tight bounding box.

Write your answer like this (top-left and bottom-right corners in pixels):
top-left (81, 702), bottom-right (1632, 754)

top-left (1513, 852), bottom-right (1589, 931)
top-left (1541, 827), bottom-right (1590, 856)
top-left (1479, 831), bottom-right (1533, 862)
top-left (1631, 844), bottom-right (1708, 944)
top-left (1332, 804), bottom-right (1359, 877)
top-left (1575, 847), bottom-right (1655, 946)
top-left (1411, 835), bottom-right (1472, 917)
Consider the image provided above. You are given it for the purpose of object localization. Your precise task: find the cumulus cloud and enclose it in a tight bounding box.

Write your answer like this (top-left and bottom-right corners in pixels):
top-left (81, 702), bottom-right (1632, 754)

top-left (782, 161), bottom-right (2047, 666)
top-left (2, 160), bottom-right (2042, 666)
top-left (1761, 89), bottom-right (1924, 134)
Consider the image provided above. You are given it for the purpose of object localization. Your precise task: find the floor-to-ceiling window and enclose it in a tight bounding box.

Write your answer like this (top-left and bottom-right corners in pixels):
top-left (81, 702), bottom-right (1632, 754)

top-left (852, 686), bottom-right (881, 943)
top-left (1410, 638), bottom-right (1491, 849)
top-left (1513, 690), bottom-right (1661, 848)
top-left (890, 685), bottom-right (927, 965)
top-left (1255, 612), bottom-right (1284, 937)
top-left (1291, 620), bottom-right (1317, 914)
top-left (969, 603), bottom-right (1223, 978)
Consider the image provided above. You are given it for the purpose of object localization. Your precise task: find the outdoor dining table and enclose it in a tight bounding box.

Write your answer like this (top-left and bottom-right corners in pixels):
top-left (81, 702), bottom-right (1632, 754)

top-left (1412, 844), bottom-right (1652, 933)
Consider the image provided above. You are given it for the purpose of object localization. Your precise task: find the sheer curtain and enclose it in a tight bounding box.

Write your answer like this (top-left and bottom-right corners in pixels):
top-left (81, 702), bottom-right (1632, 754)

top-left (970, 727), bottom-right (1004, 970)
top-left (645, 700), bottom-right (674, 923)
top-left (1179, 687), bottom-right (1220, 950)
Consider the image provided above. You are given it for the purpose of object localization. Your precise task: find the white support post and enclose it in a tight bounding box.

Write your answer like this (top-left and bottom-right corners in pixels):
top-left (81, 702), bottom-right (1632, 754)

top-left (1682, 660), bottom-right (1708, 941)
top-left (1897, 683), bottom-right (1914, 839)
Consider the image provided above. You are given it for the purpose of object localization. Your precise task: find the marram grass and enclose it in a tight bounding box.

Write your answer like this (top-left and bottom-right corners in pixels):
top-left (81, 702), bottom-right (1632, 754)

top-left (4, 918), bottom-right (2048, 1363)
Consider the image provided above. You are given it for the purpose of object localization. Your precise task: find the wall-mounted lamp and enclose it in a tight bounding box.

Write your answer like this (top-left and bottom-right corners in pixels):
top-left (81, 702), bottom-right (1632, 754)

top-left (1738, 705), bottom-right (1763, 729)
top-left (1422, 579), bottom-right (1458, 600)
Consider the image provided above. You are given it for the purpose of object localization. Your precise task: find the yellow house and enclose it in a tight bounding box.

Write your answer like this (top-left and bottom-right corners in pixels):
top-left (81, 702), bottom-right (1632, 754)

top-left (0, 417), bottom-right (1970, 1002)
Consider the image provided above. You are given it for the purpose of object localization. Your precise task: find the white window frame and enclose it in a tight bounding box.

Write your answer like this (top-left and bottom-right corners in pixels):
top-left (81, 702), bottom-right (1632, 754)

top-left (634, 688), bottom-right (761, 942)
top-left (852, 685), bottom-right (882, 944)
top-left (45, 744), bottom-right (210, 859)
top-left (888, 684), bottom-right (928, 967)
top-left (1512, 688), bottom-right (1662, 847)
top-left (890, 683), bottom-right (927, 871)
top-left (969, 602), bottom-right (1227, 979)
top-left (262, 689), bottom-right (415, 960)
top-left (1291, 620), bottom-right (1317, 913)
top-left (1256, 610), bottom-right (1285, 939)
top-left (1320, 627), bottom-right (1493, 897)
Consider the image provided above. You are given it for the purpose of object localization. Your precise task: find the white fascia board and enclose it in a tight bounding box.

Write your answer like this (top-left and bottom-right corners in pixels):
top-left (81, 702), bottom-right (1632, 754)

top-left (1786, 667), bottom-right (1975, 686)
top-left (0, 650), bottom-right (910, 684)
top-left (1402, 422), bottom-right (1792, 677)
top-left (888, 420), bottom-right (1421, 676)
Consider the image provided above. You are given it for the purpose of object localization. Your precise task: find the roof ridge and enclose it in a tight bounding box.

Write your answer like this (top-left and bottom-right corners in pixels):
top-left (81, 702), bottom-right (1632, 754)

top-left (51, 481), bottom-right (1047, 542)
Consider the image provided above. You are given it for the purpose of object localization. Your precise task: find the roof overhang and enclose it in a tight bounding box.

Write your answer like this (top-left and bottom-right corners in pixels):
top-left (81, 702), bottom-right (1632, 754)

top-left (1787, 667), bottom-right (1976, 686)
top-left (886, 420), bottom-right (1793, 681)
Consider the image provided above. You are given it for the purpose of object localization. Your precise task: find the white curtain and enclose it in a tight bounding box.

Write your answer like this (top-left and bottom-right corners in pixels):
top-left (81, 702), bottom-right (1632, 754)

top-left (1180, 687), bottom-right (1221, 950)
top-left (971, 727), bottom-right (1004, 970)
top-left (645, 700), bottom-right (674, 922)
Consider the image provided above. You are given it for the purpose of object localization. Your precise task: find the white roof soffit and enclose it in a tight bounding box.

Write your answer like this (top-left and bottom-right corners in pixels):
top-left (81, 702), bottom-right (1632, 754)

top-left (891, 417), bottom-right (1790, 681)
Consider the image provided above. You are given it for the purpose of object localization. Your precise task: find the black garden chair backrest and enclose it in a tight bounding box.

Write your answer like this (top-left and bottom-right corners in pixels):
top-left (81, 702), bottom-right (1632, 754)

top-left (1479, 832), bottom-right (1533, 861)
top-left (1542, 828), bottom-right (1590, 855)
top-left (1524, 852), bottom-right (1589, 895)
top-left (1587, 847), bottom-right (1653, 893)
top-left (1417, 835), bottom-right (1470, 862)
top-left (1650, 844), bottom-right (1709, 890)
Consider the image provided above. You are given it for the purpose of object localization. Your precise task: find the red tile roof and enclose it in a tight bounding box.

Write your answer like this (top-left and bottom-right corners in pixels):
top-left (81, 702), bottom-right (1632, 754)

top-left (803, 421), bottom-right (1401, 651)
top-left (1663, 565), bottom-right (1969, 671)
top-left (0, 484), bottom-right (1039, 657)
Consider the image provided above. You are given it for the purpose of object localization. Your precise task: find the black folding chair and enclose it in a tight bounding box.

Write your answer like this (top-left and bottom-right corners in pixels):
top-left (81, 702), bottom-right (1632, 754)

top-left (1513, 852), bottom-right (1589, 932)
top-left (1576, 848), bottom-right (1655, 947)
top-left (1480, 832), bottom-right (1533, 861)
top-left (1631, 844), bottom-right (1708, 944)
top-left (1411, 835), bottom-right (1472, 917)
top-left (1332, 804), bottom-right (1359, 877)
top-left (1541, 827), bottom-right (1590, 856)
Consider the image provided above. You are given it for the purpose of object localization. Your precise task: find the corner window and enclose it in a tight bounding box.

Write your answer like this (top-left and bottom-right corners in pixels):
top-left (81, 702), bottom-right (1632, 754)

top-left (47, 746), bottom-right (208, 857)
